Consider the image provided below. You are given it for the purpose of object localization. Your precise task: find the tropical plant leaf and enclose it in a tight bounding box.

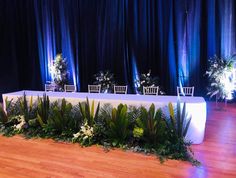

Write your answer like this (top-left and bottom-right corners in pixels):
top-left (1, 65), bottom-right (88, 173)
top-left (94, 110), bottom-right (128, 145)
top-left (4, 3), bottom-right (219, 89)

top-left (37, 94), bottom-right (50, 126)
top-left (183, 117), bottom-right (192, 137)
top-left (78, 98), bottom-right (100, 126)
top-left (168, 102), bottom-right (176, 133)
top-left (105, 104), bottom-right (129, 145)
top-left (37, 113), bottom-right (45, 127)
top-left (177, 100), bottom-right (181, 136)
top-left (168, 103), bottom-right (174, 119)
top-left (94, 102), bottom-right (100, 122)
top-left (180, 102), bottom-right (186, 137)
top-left (0, 104), bottom-right (8, 123)
top-left (91, 100), bottom-right (95, 118)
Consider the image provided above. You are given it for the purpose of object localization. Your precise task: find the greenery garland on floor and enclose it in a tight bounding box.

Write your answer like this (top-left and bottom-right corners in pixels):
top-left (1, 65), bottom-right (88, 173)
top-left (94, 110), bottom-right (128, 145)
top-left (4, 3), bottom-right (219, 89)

top-left (0, 94), bottom-right (200, 166)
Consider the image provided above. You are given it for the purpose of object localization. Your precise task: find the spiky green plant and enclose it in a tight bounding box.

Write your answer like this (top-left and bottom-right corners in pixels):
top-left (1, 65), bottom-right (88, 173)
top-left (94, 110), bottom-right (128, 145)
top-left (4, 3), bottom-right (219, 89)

top-left (79, 97), bottom-right (100, 126)
top-left (105, 104), bottom-right (130, 146)
top-left (93, 103), bottom-right (112, 142)
top-left (165, 101), bottom-right (192, 139)
top-left (5, 97), bottom-right (22, 117)
top-left (47, 99), bottom-right (73, 133)
top-left (157, 101), bottom-right (199, 165)
top-left (19, 92), bottom-right (36, 122)
top-left (0, 104), bottom-right (8, 124)
top-left (37, 94), bottom-right (50, 127)
top-left (135, 104), bottom-right (165, 145)
top-left (69, 104), bottom-right (83, 132)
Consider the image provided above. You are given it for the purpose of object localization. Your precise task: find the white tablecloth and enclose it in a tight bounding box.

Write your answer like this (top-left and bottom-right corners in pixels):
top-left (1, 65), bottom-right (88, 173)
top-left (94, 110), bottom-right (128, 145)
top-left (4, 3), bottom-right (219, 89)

top-left (2, 90), bottom-right (207, 144)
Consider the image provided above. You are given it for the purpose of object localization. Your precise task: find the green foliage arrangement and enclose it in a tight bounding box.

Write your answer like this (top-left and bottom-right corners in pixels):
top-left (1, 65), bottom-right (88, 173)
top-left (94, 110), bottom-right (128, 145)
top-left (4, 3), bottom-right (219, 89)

top-left (5, 97), bottom-right (22, 116)
top-left (159, 100), bottom-right (199, 165)
top-left (166, 101), bottom-right (191, 139)
top-left (0, 104), bottom-right (26, 136)
top-left (19, 93), bottom-right (37, 123)
top-left (0, 104), bottom-right (8, 124)
top-left (93, 70), bottom-right (115, 93)
top-left (0, 96), bottom-right (199, 165)
top-left (205, 55), bottom-right (235, 100)
top-left (47, 99), bottom-right (73, 134)
top-left (135, 104), bottom-right (165, 146)
top-left (37, 94), bottom-right (50, 127)
top-left (79, 97), bottom-right (100, 126)
top-left (105, 104), bottom-right (130, 146)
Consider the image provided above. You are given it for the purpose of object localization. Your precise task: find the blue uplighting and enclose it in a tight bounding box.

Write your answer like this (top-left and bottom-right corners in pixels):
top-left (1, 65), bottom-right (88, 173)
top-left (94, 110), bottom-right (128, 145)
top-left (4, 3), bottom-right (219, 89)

top-left (131, 55), bottom-right (139, 94)
top-left (219, 0), bottom-right (236, 57)
top-left (34, 0), bottom-right (79, 90)
top-left (59, 2), bottom-right (78, 89)
top-left (32, 0), bottom-right (235, 95)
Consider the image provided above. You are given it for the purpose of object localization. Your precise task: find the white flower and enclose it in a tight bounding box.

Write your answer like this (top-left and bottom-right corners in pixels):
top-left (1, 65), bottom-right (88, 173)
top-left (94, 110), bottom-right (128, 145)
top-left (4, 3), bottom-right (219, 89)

top-left (73, 132), bottom-right (81, 138)
top-left (14, 115), bottom-right (26, 131)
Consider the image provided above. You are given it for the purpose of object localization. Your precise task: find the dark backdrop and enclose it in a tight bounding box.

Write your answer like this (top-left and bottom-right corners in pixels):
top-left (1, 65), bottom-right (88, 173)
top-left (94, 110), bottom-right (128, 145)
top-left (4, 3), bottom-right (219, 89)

top-left (0, 0), bottom-right (236, 98)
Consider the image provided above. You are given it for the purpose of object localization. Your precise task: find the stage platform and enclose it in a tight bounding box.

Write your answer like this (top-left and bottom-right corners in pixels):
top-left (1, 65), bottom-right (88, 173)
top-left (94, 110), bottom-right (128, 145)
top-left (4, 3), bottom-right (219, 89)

top-left (2, 90), bottom-right (207, 144)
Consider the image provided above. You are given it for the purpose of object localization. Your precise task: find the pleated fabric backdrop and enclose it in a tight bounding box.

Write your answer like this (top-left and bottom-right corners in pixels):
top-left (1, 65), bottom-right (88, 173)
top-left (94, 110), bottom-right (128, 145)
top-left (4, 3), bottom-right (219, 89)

top-left (0, 0), bottom-right (235, 97)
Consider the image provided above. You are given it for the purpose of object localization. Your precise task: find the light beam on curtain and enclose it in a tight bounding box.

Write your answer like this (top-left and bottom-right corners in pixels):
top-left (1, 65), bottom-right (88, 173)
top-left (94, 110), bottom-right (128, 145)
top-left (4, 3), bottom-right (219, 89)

top-left (174, 1), bottom-right (190, 87)
top-left (207, 0), bottom-right (216, 58)
top-left (167, 0), bottom-right (177, 93)
top-left (219, 0), bottom-right (236, 57)
top-left (34, 0), bottom-right (56, 86)
top-left (59, 1), bottom-right (77, 88)
top-left (34, 0), bottom-right (78, 89)
top-left (174, 0), bottom-right (201, 89)
top-left (186, 0), bottom-right (201, 88)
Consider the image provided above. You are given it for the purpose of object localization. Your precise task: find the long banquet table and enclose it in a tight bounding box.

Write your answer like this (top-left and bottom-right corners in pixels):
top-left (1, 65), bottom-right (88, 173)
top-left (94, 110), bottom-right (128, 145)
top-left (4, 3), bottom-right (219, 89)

top-left (2, 90), bottom-right (207, 144)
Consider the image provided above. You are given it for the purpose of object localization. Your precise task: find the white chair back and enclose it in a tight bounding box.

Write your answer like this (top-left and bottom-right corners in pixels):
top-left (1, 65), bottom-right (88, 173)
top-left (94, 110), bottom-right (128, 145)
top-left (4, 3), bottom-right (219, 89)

top-left (114, 85), bottom-right (128, 94)
top-left (143, 86), bottom-right (159, 95)
top-left (45, 84), bottom-right (55, 92)
top-left (64, 85), bottom-right (76, 92)
top-left (177, 86), bottom-right (194, 96)
top-left (88, 85), bottom-right (101, 93)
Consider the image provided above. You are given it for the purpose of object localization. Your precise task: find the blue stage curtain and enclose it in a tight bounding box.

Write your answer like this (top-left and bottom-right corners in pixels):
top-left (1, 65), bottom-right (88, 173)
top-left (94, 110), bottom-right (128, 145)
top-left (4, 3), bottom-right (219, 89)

top-left (0, 0), bottom-right (236, 97)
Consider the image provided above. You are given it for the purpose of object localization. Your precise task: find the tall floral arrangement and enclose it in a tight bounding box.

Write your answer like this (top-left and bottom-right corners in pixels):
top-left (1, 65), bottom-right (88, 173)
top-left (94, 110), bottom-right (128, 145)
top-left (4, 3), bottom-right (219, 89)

top-left (93, 70), bottom-right (115, 93)
top-left (205, 55), bottom-right (235, 100)
top-left (51, 54), bottom-right (69, 91)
